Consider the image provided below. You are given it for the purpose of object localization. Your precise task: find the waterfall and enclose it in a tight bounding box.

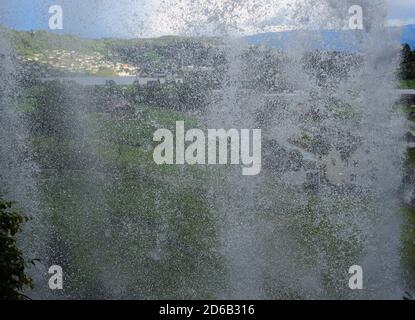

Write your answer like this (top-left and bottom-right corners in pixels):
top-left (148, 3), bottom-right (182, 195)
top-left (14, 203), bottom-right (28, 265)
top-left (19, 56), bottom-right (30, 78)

top-left (160, 0), bottom-right (406, 298)
top-left (0, 0), bottom-right (410, 299)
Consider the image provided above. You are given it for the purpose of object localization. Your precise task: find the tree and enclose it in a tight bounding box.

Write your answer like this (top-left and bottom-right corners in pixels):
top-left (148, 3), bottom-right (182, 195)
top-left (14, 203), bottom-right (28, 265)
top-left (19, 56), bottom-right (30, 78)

top-left (401, 44), bottom-right (415, 80)
top-left (0, 199), bottom-right (33, 300)
top-left (402, 44), bottom-right (414, 64)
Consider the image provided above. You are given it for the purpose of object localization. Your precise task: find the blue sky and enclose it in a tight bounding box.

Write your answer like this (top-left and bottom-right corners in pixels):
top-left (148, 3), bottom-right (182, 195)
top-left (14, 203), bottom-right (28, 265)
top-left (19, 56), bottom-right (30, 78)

top-left (0, 0), bottom-right (144, 38)
top-left (0, 0), bottom-right (414, 38)
top-left (388, 0), bottom-right (415, 26)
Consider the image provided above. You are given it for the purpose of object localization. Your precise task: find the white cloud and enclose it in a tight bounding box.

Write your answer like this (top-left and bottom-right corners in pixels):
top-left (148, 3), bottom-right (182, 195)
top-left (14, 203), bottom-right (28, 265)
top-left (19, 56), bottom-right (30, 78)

top-left (387, 0), bottom-right (415, 26)
top-left (387, 18), bottom-right (415, 27)
top-left (145, 0), bottom-right (293, 37)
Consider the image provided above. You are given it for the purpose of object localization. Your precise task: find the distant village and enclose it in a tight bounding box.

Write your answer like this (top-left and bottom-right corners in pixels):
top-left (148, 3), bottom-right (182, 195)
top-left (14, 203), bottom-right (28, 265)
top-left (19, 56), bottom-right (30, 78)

top-left (19, 49), bottom-right (139, 76)
top-left (17, 49), bottom-right (212, 86)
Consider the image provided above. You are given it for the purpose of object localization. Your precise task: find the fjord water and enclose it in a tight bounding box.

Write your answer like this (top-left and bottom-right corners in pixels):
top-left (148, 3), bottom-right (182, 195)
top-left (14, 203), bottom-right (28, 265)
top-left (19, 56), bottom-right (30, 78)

top-left (0, 0), bottom-right (410, 299)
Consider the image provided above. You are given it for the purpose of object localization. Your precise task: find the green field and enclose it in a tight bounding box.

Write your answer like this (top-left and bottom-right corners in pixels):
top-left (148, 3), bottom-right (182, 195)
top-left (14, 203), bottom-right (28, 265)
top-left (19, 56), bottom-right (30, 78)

top-left (16, 80), bottom-right (415, 298)
top-left (401, 80), bottom-right (415, 89)
top-left (25, 99), bottom-right (226, 298)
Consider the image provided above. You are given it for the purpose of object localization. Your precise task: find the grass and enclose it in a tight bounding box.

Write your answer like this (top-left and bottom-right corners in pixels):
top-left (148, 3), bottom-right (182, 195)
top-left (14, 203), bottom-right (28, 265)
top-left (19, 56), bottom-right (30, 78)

top-left (29, 104), bottom-right (224, 298)
top-left (24, 85), bottom-right (415, 298)
top-left (30, 105), bottom-right (210, 180)
top-left (401, 80), bottom-right (415, 89)
top-left (94, 68), bottom-right (118, 77)
top-left (400, 208), bottom-right (415, 288)
top-left (36, 170), bottom-right (224, 299)
top-left (406, 148), bottom-right (415, 167)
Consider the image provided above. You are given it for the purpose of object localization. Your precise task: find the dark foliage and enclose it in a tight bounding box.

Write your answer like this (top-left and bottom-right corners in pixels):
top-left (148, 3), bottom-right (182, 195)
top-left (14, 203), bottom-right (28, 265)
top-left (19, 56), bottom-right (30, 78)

top-left (401, 43), bottom-right (415, 80)
top-left (0, 199), bottom-right (33, 300)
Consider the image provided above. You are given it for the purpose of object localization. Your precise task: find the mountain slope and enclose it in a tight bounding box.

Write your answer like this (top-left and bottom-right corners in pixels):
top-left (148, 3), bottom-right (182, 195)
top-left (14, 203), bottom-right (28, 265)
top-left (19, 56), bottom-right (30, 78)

top-left (245, 24), bottom-right (415, 51)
